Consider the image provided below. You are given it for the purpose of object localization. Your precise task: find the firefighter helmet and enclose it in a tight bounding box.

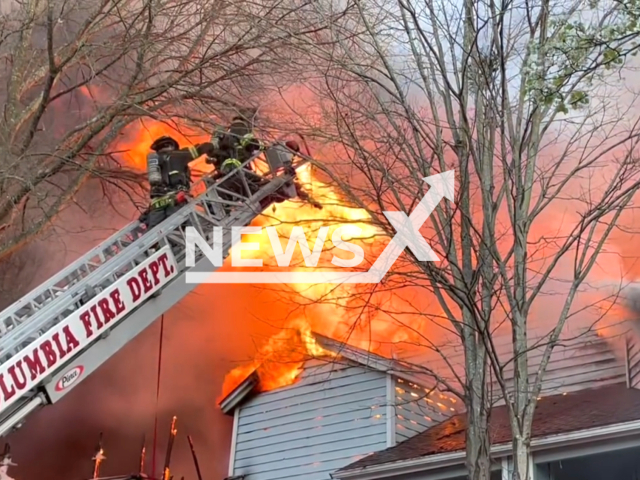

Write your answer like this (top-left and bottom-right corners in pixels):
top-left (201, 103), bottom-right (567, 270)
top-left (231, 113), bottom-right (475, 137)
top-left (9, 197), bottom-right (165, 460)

top-left (285, 140), bottom-right (300, 152)
top-left (150, 136), bottom-right (179, 152)
top-left (232, 107), bottom-right (259, 126)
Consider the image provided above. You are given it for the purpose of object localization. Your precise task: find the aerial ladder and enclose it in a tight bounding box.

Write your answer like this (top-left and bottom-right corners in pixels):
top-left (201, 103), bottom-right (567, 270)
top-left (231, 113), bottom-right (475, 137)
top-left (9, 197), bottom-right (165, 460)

top-left (0, 143), bottom-right (307, 437)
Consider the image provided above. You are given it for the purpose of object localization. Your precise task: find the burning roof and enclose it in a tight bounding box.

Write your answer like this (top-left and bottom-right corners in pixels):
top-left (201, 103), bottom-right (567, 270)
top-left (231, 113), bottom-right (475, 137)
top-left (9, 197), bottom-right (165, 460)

top-left (218, 330), bottom-right (439, 414)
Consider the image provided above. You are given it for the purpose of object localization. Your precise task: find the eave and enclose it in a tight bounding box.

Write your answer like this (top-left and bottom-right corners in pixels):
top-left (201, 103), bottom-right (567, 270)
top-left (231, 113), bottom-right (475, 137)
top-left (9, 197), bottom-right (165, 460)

top-left (332, 419), bottom-right (640, 480)
top-left (313, 333), bottom-right (438, 388)
top-left (217, 332), bottom-right (441, 415)
top-left (219, 370), bottom-right (260, 415)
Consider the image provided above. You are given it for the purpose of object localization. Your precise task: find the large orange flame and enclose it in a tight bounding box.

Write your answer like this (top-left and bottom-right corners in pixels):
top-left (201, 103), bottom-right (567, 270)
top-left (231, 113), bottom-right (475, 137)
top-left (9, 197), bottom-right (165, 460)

top-left (221, 320), bottom-right (338, 398)
top-left (116, 118), bottom-right (413, 400)
top-left (117, 114), bottom-right (640, 408)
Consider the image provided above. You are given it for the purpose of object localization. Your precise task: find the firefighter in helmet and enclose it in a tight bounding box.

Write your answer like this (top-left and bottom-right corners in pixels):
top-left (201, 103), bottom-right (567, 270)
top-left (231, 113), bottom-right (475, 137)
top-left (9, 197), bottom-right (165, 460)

top-left (206, 109), bottom-right (322, 210)
top-left (141, 135), bottom-right (217, 229)
top-left (207, 108), bottom-right (264, 175)
top-left (205, 109), bottom-right (269, 205)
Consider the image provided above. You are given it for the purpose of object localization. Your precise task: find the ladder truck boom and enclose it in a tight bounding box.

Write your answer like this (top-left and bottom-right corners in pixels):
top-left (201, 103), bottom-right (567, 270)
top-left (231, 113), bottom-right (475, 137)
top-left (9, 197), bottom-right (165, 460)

top-left (0, 146), bottom-right (303, 437)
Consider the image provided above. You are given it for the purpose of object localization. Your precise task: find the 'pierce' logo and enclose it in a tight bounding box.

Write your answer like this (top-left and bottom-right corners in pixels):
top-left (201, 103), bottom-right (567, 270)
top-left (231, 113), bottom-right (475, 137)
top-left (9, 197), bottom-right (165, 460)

top-left (55, 366), bottom-right (84, 392)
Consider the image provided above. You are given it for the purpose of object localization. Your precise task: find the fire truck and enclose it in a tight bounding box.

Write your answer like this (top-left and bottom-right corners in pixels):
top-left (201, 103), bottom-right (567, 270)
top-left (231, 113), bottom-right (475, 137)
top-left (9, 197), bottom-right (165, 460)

top-left (0, 142), bottom-right (307, 446)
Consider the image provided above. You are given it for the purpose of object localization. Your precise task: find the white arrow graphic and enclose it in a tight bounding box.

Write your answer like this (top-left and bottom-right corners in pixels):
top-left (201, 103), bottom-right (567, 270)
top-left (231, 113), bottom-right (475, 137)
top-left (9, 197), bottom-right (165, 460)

top-left (186, 170), bottom-right (455, 284)
top-left (366, 170), bottom-right (455, 282)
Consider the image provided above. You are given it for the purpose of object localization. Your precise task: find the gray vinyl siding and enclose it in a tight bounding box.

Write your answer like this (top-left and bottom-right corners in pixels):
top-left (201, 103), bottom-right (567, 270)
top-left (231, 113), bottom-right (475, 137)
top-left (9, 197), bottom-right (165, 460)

top-left (392, 376), bottom-right (459, 444)
top-left (398, 322), bottom-right (632, 403)
top-left (232, 360), bottom-right (389, 480)
top-left (402, 328), bottom-right (627, 403)
top-left (491, 330), bottom-right (627, 401)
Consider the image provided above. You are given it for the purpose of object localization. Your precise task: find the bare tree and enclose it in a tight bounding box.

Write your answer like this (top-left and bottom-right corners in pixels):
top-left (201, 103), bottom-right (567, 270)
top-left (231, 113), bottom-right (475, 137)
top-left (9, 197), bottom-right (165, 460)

top-left (0, 0), bottom-right (348, 259)
top-left (277, 0), bottom-right (640, 478)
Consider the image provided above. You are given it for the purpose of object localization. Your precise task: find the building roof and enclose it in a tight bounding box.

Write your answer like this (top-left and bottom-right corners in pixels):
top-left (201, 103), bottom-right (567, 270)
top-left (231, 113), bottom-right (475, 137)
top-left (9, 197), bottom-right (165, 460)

top-left (338, 383), bottom-right (640, 473)
top-left (219, 332), bottom-right (438, 415)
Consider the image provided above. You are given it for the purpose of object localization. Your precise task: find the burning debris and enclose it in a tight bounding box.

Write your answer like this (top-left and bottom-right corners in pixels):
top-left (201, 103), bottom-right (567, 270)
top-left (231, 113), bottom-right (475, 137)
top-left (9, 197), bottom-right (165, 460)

top-left (161, 417), bottom-right (178, 480)
top-left (0, 444), bottom-right (16, 480)
top-left (92, 433), bottom-right (106, 478)
top-left (71, 417), bottom-right (205, 480)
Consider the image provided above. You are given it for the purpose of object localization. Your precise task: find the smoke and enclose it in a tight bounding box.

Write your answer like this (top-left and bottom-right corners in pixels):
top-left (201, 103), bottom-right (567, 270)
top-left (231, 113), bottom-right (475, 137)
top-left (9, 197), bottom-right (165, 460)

top-left (0, 162), bottom-right (302, 479)
top-left (250, 83), bottom-right (640, 387)
top-left (7, 282), bottom-right (287, 480)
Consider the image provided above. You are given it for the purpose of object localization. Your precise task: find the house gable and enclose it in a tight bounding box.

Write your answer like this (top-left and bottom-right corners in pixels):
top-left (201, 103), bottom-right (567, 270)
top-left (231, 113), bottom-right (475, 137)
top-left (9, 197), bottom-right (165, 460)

top-left (220, 332), bottom-right (455, 415)
top-left (231, 359), bottom-right (389, 480)
top-left (221, 333), bottom-right (462, 480)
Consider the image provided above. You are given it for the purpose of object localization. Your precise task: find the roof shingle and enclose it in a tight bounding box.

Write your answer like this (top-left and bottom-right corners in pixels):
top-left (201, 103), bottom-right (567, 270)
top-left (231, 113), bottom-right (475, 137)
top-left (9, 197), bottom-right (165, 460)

top-left (340, 383), bottom-right (640, 472)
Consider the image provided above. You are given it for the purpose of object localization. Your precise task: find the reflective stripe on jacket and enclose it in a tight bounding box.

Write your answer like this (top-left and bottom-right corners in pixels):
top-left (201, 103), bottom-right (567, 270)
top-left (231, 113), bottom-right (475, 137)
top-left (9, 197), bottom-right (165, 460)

top-left (150, 190), bottom-right (188, 210)
top-left (221, 158), bottom-right (242, 171)
top-left (238, 132), bottom-right (265, 150)
top-left (188, 146), bottom-right (199, 159)
top-left (150, 194), bottom-right (176, 210)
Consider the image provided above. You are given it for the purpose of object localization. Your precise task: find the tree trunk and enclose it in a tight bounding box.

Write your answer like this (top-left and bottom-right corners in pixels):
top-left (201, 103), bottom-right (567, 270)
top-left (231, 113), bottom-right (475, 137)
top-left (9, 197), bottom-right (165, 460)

top-left (512, 435), bottom-right (531, 480)
top-left (464, 324), bottom-right (491, 480)
top-left (466, 389), bottom-right (491, 480)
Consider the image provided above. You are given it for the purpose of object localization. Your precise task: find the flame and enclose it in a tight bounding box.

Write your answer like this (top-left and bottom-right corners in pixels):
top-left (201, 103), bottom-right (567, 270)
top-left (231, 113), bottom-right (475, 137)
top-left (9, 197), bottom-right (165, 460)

top-left (221, 320), bottom-right (337, 399)
top-left (117, 119), bottom-right (388, 399)
top-left (116, 113), bottom-right (640, 409)
top-left (212, 163), bottom-right (436, 399)
top-left (92, 448), bottom-right (105, 479)
top-left (211, 156), bottom-right (413, 399)
top-left (118, 117), bottom-right (443, 400)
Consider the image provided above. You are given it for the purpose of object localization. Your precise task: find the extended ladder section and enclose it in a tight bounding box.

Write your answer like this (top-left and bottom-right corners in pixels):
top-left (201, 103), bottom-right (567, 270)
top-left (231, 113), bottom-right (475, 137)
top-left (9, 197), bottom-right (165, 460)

top-left (0, 146), bottom-right (303, 436)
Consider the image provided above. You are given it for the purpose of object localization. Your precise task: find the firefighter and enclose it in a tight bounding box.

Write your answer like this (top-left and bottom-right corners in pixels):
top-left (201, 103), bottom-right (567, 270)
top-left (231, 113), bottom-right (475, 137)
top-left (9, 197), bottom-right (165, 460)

top-left (208, 109), bottom-right (264, 175)
top-left (206, 110), bottom-right (268, 204)
top-left (140, 135), bottom-right (217, 229)
top-left (206, 112), bottom-right (322, 210)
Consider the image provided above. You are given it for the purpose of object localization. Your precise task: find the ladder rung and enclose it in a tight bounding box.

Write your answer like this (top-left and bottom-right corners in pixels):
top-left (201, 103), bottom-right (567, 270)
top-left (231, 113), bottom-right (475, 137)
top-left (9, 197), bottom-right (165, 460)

top-left (0, 149), bottom-right (302, 427)
top-left (0, 222), bottom-right (143, 327)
